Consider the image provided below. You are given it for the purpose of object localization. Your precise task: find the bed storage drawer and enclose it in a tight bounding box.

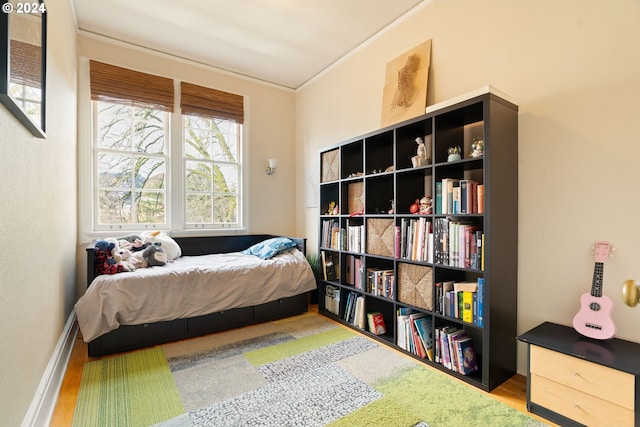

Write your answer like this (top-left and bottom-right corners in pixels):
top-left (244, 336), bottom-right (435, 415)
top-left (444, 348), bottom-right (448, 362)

top-left (254, 292), bottom-right (308, 322)
top-left (88, 319), bottom-right (186, 357)
top-left (187, 306), bottom-right (254, 336)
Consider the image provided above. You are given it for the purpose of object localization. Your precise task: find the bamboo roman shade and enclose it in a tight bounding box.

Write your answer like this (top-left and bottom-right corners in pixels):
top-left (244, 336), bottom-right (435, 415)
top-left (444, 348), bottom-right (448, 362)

top-left (10, 40), bottom-right (42, 88)
top-left (180, 82), bottom-right (244, 124)
top-left (89, 60), bottom-right (174, 112)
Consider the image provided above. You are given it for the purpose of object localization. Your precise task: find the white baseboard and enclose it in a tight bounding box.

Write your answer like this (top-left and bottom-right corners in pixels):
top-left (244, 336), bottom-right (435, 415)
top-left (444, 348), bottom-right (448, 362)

top-left (22, 311), bottom-right (78, 427)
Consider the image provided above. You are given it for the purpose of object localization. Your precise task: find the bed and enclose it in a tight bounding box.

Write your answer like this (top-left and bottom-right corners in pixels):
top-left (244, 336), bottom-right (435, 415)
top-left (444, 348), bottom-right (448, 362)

top-left (76, 234), bottom-right (316, 357)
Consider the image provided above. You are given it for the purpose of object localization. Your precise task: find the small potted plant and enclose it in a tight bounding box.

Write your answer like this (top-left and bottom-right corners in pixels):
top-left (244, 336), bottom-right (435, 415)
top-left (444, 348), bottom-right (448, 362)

top-left (306, 252), bottom-right (321, 304)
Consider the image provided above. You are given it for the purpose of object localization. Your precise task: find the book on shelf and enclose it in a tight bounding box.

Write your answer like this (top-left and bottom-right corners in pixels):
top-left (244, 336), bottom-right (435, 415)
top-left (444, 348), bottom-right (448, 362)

top-left (368, 311), bottom-right (386, 335)
top-left (399, 217), bottom-right (433, 262)
top-left (462, 291), bottom-right (474, 323)
top-left (413, 316), bottom-right (434, 361)
top-left (434, 325), bottom-right (477, 375)
top-left (345, 254), bottom-right (355, 286)
top-left (366, 268), bottom-right (394, 299)
top-left (355, 296), bottom-right (366, 329)
top-left (477, 277), bottom-right (484, 327)
top-left (346, 219), bottom-right (365, 252)
top-left (324, 285), bottom-right (340, 316)
top-left (437, 178), bottom-right (482, 215)
top-left (457, 336), bottom-right (478, 375)
top-left (343, 292), bottom-right (364, 327)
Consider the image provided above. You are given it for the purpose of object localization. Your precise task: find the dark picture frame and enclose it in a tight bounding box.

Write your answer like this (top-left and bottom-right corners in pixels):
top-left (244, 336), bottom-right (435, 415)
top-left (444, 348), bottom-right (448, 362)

top-left (0, 0), bottom-right (47, 138)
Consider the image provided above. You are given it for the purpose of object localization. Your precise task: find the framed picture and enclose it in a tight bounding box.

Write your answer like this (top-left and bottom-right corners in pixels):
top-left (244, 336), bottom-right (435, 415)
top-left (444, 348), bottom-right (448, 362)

top-left (381, 39), bottom-right (431, 127)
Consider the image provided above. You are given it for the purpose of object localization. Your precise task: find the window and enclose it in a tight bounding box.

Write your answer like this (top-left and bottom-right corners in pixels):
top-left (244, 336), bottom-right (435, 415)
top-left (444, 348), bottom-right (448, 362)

top-left (94, 101), bottom-right (169, 229)
top-left (183, 115), bottom-right (241, 226)
top-left (89, 61), bottom-right (245, 232)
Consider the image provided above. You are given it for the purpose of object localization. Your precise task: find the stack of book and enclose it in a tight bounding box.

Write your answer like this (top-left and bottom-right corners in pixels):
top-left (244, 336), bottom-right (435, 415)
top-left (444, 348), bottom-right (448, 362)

top-left (366, 268), bottom-right (394, 299)
top-left (433, 218), bottom-right (483, 270)
top-left (343, 292), bottom-right (365, 329)
top-left (397, 218), bottom-right (434, 262)
top-left (434, 279), bottom-right (484, 326)
top-left (434, 325), bottom-right (478, 375)
top-left (436, 178), bottom-right (484, 215)
top-left (396, 308), bottom-right (434, 361)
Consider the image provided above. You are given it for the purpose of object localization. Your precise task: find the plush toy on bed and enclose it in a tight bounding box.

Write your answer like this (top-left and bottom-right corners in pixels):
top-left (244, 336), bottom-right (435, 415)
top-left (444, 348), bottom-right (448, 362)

top-left (112, 248), bottom-right (137, 272)
top-left (117, 234), bottom-right (148, 252)
top-left (142, 231), bottom-right (181, 261)
top-left (143, 244), bottom-right (167, 267)
top-left (94, 239), bottom-right (126, 275)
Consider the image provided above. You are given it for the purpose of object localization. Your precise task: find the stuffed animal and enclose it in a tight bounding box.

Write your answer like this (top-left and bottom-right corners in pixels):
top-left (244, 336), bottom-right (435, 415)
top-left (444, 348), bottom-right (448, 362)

top-left (117, 234), bottom-right (148, 252)
top-left (113, 248), bottom-right (136, 272)
top-left (94, 239), bottom-right (124, 275)
top-left (143, 244), bottom-right (167, 267)
top-left (131, 251), bottom-right (148, 269)
top-left (142, 231), bottom-right (181, 261)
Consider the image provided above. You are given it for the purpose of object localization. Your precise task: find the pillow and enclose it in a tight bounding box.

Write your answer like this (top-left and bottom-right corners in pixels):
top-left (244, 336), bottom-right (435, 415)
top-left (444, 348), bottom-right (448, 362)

top-left (242, 237), bottom-right (297, 260)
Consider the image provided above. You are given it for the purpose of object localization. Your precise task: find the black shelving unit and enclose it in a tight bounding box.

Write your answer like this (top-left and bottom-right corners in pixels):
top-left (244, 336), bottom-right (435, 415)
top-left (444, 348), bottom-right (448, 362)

top-left (318, 89), bottom-right (518, 391)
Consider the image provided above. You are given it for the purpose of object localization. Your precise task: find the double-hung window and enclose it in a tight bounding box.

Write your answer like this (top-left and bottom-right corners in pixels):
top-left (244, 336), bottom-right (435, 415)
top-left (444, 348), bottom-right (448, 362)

top-left (181, 82), bottom-right (243, 228)
top-left (89, 61), bottom-right (245, 233)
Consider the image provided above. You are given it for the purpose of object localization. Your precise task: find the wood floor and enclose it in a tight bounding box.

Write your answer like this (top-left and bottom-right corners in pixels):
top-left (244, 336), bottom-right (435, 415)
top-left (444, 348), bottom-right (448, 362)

top-left (50, 310), bottom-right (556, 426)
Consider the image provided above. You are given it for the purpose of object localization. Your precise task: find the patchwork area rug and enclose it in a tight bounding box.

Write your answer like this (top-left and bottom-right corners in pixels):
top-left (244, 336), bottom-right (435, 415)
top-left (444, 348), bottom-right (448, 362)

top-left (74, 313), bottom-right (548, 427)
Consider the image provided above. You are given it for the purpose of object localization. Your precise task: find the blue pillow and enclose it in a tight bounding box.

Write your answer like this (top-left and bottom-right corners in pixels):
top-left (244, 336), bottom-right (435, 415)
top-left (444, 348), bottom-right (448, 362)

top-left (242, 237), bottom-right (297, 260)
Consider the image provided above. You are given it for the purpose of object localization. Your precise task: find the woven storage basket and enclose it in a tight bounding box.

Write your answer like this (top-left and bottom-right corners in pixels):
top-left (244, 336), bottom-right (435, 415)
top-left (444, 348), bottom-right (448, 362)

top-left (366, 218), bottom-right (395, 257)
top-left (398, 263), bottom-right (433, 311)
top-left (321, 149), bottom-right (339, 182)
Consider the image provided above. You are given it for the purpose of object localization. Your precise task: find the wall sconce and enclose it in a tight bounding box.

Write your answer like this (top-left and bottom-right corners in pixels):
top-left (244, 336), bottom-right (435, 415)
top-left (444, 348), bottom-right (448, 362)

top-left (266, 159), bottom-right (278, 175)
top-left (622, 280), bottom-right (640, 307)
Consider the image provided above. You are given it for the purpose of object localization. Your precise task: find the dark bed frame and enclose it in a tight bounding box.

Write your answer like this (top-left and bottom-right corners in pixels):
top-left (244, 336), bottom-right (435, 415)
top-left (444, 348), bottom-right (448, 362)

top-left (84, 234), bottom-right (310, 357)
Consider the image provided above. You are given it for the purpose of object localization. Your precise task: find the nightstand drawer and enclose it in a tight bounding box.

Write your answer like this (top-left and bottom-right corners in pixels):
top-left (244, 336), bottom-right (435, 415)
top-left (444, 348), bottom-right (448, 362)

top-left (530, 345), bottom-right (634, 409)
top-left (531, 374), bottom-right (634, 427)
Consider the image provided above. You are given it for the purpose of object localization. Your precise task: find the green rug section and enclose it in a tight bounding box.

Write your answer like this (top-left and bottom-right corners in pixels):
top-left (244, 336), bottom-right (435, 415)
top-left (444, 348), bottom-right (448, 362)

top-left (244, 326), bottom-right (356, 366)
top-left (73, 347), bottom-right (184, 427)
top-left (329, 365), bottom-right (546, 427)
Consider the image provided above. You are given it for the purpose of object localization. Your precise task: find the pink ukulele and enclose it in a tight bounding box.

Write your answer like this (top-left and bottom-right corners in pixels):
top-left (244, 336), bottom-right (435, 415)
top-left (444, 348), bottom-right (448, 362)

top-left (572, 241), bottom-right (616, 340)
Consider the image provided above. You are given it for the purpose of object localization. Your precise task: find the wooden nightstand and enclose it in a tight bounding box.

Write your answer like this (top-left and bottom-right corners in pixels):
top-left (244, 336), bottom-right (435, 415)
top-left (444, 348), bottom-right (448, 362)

top-left (518, 322), bottom-right (640, 427)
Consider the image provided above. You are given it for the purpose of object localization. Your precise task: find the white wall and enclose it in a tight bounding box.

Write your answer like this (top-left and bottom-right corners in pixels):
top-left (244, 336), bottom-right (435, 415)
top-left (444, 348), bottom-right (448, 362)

top-left (296, 0), bottom-right (640, 374)
top-left (0, 0), bottom-right (77, 424)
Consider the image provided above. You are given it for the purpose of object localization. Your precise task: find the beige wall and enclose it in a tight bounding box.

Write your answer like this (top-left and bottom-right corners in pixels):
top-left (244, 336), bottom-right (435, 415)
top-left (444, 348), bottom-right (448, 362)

top-left (76, 34), bottom-right (297, 247)
top-left (0, 0), bottom-right (77, 424)
top-left (296, 0), bottom-right (640, 374)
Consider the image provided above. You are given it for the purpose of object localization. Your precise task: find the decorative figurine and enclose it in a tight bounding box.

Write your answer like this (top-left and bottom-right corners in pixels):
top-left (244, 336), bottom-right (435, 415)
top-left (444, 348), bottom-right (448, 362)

top-left (388, 200), bottom-right (395, 214)
top-left (419, 196), bottom-right (432, 214)
top-left (447, 146), bottom-right (462, 162)
top-left (469, 137), bottom-right (484, 158)
top-left (409, 200), bottom-right (420, 214)
top-left (327, 201), bottom-right (339, 215)
top-left (411, 137), bottom-right (429, 167)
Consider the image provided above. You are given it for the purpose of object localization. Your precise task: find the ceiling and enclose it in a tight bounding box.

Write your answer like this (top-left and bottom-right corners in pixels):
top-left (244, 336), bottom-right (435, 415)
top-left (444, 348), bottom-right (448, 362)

top-left (72, 0), bottom-right (424, 89)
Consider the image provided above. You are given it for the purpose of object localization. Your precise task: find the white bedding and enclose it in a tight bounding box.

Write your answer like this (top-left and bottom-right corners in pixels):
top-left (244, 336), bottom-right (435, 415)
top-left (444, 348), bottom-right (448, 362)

top-left (75, 248), bottom-right (316, 342)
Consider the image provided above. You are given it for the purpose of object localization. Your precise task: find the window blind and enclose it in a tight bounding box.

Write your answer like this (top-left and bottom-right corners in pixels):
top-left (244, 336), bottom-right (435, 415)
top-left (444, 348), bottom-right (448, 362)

top-left (180, 82), bottom-right (244, 124)
top-left (89, 60), bottom-right (174, 112)
top-left (9, 40), bottom-right (42, 88)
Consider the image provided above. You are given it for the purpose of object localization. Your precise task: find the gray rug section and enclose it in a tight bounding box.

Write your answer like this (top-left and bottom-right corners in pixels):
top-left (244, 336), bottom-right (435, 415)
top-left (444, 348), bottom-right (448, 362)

top-left (168, 331), bottom-right (293, 372)
top-left (258, 336), bottom-right (378, 382)
top-left (187, 364), bottom-right (382, 427)
top-left (172, 354), bottom-right (267, 411)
